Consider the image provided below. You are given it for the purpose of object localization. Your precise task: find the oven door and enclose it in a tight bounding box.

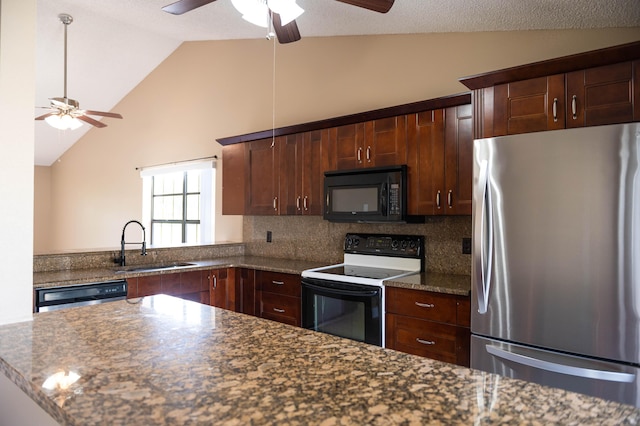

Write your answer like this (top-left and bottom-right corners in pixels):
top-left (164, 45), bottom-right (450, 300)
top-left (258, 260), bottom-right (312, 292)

top-left (301, 277), bottom-right (382, 346)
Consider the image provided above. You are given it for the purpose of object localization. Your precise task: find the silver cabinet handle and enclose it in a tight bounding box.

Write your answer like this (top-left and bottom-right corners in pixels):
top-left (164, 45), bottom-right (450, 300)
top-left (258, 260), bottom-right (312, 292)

top-left (326, 193), bottom-right (330, 207)
top-left (486, 345), bottom-right (635, 383)
top-left (357, 147), bottom-right (362, 163)
top-left (366, 146), bottom-right (371, 162)
top-left (273, 197), bottom-right (278, 211)
top-left (552, 97), bottom-right (558, 122)
top-left (415, 301), bottom-right (434, 308)
top-left (296, 196), bottom-right (301, 211)
top-left (212, 275), bottom-right (217, 289)
top-left (447, 190), bottom-right (453, 208)
top-left (273, 308), bottom-right (285, 313)
top-left (436, 191), bottom-right (441, 209)
top-left (416, 338), bottom-right (435, 345)
top-left (272, 280), bottom-right (284, 285)
top-left (571, 95), bottom-right (577, 120)
top-left (303, 196), bottom-right (308, 211)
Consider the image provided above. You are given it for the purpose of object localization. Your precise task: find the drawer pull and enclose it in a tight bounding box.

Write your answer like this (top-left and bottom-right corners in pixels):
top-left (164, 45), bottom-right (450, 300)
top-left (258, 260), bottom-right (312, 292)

top-left (415, 301), bottom-right (434, 308)
top-left (272, 280), bottom-right (285, 285)
top-left (273, 308), bottom-right (285, 313)
top-left (416, 338), bottom-right (435, 345)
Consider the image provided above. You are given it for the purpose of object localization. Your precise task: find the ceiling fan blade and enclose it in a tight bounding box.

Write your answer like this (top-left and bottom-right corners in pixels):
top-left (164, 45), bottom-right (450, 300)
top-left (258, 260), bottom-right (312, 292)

top-left (77, 115), bottom-right (107, 128)
top-left (272, 13), bottom-right (301, 44)
top-left (83, 110), bottom-right (123, 119)
top-left (35, 112), bottom-right (56, 121)
top-left (162, 0), bottom-right (217, 15)
top-left (335, 0), bottom-right (395, 13)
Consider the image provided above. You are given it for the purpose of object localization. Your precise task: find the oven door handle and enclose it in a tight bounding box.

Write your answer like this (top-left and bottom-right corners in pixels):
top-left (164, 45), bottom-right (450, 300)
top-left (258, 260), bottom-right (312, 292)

top-left (303, 282), bottom-right (380, 297)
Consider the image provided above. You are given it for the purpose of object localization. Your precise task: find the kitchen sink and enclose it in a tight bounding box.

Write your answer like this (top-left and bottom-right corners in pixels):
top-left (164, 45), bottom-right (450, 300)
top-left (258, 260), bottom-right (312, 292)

top-left (114, 262), bottom-right (197, 274)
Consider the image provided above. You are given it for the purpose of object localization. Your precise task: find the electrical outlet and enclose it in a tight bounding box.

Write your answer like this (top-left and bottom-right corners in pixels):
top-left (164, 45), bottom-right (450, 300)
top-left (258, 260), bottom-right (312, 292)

top-left (266, 231), bottom-right (272, 243)
top-left (462, 237), bottom-right (472, 254)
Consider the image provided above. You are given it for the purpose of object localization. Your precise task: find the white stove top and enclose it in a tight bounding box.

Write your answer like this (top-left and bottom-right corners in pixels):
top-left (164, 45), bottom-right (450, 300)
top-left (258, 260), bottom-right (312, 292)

top-left (302, 254), bottom-right (421, 287)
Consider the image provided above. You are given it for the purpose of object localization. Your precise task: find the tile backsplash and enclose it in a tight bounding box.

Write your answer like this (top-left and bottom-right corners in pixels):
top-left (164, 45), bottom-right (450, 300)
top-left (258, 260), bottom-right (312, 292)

top-left (243, 215), bottom-right (472, 275)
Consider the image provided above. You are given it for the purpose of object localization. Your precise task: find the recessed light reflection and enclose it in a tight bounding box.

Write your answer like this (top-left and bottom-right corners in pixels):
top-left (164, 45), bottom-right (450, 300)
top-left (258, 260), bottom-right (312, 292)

top-left (42, 370), bottom-right (81, 391)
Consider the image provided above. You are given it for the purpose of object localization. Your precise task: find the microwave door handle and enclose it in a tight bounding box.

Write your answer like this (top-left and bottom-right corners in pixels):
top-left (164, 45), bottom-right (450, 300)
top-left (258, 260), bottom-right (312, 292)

top-left (380, 182), bottom-right (387, 215)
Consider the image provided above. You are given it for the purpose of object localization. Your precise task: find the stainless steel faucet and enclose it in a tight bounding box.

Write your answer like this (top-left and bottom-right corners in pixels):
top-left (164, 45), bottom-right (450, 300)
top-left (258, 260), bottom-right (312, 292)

top-left (120, 220), bottom-right (147, 266)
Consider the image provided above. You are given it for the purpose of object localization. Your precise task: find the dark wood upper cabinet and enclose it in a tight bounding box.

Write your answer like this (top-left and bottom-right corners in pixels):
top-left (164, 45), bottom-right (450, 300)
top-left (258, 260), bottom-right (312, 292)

top-left (566, 61), bottom-right (637, 128)
top-left (280, 130), bottom-right (327, 215)
top-left (406, 109), bottom-right (445, 215)
top-left (246, 138), bottom-right (280, 215)
top-left (328, 116), bottom-right (407, 170)
top-left (460, 42), bottom-right (640, 138)
top-left (406, 104), bottom-right (472, 216)
top-left (221, 93), bottom-right (471, 216)
top-left (443, 104), bottom-right (473, 215)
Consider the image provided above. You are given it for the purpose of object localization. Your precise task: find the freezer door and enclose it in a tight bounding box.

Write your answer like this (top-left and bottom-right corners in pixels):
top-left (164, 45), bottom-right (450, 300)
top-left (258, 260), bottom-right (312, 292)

top-left (472, 335), bottom-right (640, 407)
top-left (472, 123), bottom-right (640, 364)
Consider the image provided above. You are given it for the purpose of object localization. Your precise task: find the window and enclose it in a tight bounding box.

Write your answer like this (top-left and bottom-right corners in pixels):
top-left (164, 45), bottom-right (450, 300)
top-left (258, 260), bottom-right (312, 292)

top-left (140, 160), bottom-right (215, 246)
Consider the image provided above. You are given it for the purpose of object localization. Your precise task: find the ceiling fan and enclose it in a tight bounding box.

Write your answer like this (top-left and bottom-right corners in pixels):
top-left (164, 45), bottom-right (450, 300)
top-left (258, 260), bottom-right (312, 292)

top-left (161, 0), bottom-right (395, 44)
top-left (35, 14), bottom-right (123, 130)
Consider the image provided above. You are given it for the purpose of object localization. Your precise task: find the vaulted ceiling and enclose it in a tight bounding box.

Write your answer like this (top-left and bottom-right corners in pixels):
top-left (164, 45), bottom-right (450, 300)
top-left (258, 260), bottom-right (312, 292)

top-left (35, 0), bottom-right (640, 165)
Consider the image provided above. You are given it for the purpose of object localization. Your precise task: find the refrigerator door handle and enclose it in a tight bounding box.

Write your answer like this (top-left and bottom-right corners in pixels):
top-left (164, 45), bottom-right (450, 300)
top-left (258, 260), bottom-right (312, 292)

top-left (486, 345), bottom-right (636, 383)
top-left (474, 160), bottom-right (493, 314)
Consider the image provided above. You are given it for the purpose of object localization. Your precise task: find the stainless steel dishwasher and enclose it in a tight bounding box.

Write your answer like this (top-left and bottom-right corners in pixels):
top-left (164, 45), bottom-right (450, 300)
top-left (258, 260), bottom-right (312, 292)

top-left (35, 280), bottom-right (128, 312)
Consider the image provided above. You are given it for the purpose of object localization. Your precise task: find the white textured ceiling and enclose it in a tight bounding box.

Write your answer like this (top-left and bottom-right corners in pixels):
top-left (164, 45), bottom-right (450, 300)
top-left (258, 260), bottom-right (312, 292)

top-left (35, 0), bottom-right (640, 166)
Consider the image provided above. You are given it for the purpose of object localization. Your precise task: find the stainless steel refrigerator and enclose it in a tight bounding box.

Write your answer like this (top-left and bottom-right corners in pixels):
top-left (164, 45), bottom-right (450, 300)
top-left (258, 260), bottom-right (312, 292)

top-left (471, 122), bottom-right (640, 407)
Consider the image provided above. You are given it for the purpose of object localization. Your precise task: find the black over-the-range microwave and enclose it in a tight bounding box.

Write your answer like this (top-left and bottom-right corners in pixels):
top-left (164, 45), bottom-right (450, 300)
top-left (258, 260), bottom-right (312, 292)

top-left (323, 165), bottom-right (407, 223)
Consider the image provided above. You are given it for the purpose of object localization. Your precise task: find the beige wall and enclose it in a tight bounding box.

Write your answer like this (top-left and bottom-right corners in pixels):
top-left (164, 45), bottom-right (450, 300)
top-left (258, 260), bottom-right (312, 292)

top-left (34, 166), bottom-right (52, 253)
top-left (1, 0), bottom-right (36, 323)
top-left (36, 28), bottom-right (640, 253)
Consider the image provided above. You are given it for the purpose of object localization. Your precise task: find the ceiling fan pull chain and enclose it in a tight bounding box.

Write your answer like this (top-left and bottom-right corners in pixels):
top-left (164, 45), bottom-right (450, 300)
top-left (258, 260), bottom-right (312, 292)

top-left (271, 31), bottom-right (276, 149)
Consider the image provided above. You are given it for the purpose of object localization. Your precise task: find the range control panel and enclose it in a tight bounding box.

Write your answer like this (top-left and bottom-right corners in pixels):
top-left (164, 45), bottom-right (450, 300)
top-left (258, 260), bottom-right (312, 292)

top-left (344, 233), bottom-right (424, 259)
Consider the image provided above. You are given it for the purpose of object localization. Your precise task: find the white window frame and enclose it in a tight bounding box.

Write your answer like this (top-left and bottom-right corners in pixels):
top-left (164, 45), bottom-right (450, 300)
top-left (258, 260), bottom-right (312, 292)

top-left (140, 159), bottom-right (215, 246)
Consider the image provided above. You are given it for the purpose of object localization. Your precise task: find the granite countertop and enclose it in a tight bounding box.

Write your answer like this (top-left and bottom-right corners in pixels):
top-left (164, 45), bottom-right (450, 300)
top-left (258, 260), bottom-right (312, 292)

top-left (32, 256), bottom-right (327, 289)
top-left (33, 256), bottom-right (472, 296)
top-left (1, 295), bottom-right (637, 425)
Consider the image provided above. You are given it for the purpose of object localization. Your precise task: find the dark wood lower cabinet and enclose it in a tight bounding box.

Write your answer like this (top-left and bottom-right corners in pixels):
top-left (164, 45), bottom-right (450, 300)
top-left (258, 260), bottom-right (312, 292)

top-left (385, 287), bottom-right (470, 367)
top-left (256, 270), bottom-right (301, 326)
top-left (126, 270), bottom-right (209, 305)
top-left (235, 268), bottom-right (257, 315)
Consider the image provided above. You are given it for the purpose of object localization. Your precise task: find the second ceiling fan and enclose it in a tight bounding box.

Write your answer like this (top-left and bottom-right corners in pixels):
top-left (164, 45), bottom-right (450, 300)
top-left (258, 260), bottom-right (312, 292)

top-left (161, 0), bottom-right (395, 44)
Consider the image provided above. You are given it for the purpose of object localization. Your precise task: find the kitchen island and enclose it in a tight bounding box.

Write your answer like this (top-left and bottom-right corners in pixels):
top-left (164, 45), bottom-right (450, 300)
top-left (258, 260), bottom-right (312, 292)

top-left (0, 295), bottom-right (638, 425)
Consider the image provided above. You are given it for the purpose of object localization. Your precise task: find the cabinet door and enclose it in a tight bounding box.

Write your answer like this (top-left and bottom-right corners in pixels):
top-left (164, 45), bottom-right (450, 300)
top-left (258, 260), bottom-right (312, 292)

top-left (566, 61), bottom-right (637, 128)
top-left (364, 116), bottom-right (407, 167)
top-left (222, 143), bottom-right (246, 215)
top-left (236, 268), bottom-right (256, 316)
top-left (300, 130), bottom-right (326, 215)
top-left (246, 138), bottom-right (280, 215)
top-left (209, 268), bottom-right (235, 310)
top-left (329, 123), bottom-right (366, 170)
top-left (443, 104), bottom-right (473, 215)
top-left (279, 134), bottom-right (303, 215)
top-left (136, 275), bottom-right (162, 297)
top-left (406, 110), bottom-right (445, 215)
top-left (493, 74), bottom-right (565, 136)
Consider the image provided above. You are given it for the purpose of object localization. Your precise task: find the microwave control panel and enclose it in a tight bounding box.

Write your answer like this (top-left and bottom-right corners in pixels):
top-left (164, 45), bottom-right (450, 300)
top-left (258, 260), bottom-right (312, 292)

top-left (388, 183), bottom-right (400, 215)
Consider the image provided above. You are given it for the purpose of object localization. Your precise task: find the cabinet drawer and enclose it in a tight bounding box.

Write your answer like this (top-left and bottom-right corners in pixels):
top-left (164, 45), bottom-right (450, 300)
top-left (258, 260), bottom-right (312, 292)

top-left (386, 314), bottom-right (461, 364)
top-left (258, 271), bottom-right (301, 297)
top-left (386, 287), bottom-right (457, 323)
top-left (260, 292), bottom-right (300, 326)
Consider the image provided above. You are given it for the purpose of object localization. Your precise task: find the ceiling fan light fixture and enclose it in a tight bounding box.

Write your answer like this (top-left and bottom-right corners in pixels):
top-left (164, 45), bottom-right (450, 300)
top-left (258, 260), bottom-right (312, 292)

top-left (45, 113), bottom-right (83, 131)
top-left (267, 0), bottom-right (304, 26)
top-left (232, 0), bottom-right (269, 27)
